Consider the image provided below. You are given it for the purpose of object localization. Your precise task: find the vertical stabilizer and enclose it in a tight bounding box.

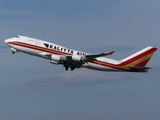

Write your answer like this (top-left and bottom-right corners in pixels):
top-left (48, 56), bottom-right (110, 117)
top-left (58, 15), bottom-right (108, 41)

top-left (120, 46), bottom-right (157, 67)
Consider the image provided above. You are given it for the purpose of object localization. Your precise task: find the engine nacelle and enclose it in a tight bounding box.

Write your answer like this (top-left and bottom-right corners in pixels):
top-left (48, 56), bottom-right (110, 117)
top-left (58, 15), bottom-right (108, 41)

top-left (50, 60), bottom-right (59, 65)
top-left (51, 54), bottom-right (61, 61)
top-left (72, 55), bottom-right (85, 62)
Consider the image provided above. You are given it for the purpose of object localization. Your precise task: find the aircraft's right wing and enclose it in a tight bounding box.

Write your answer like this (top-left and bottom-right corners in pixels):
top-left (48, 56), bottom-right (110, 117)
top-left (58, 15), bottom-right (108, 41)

top-left (44, 50), bottom-right (115, 70)
top-left (85, 51), bottom-right (115, 60)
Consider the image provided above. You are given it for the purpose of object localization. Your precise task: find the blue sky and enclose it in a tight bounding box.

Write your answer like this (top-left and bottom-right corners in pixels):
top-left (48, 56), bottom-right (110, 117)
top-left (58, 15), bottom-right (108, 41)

top-left (0, 0), bottom-right (160, 120)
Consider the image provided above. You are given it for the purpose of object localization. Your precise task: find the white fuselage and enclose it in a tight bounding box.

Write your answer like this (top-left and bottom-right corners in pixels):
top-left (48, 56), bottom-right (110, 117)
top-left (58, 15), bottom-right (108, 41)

top-left (5, 36), bottom-right (120, 71)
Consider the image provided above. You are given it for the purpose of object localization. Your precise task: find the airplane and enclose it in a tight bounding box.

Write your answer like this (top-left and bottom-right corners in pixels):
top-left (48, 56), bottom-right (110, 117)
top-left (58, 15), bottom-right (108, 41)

top-left (4, 35), bottom-right (157, 72)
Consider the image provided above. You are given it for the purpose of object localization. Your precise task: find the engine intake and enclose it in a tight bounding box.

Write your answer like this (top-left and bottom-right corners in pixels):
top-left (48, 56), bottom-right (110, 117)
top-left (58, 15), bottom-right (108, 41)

top-left (72, 55), bottom-right (85, 62)
top-left (51, 54), bottom-right (61, 61)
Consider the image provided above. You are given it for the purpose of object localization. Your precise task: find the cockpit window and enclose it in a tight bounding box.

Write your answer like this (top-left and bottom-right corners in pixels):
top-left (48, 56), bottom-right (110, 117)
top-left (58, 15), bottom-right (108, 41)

top-left (15, 36), bottom-right (19, 38)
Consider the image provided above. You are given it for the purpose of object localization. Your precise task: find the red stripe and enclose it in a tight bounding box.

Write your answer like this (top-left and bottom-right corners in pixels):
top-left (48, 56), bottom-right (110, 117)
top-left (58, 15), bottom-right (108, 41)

top-left (9, 41), bottom-right (126, 70)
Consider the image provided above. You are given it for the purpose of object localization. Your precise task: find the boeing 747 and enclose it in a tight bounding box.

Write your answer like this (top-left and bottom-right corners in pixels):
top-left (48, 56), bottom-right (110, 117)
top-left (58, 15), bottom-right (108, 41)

top-left (4, 36), bottom-right (157, 72)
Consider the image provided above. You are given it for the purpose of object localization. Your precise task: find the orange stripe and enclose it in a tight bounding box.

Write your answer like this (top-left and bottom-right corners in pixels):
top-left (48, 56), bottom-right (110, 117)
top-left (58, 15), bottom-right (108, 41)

top-left (9, 41), bottom-right (126, 70)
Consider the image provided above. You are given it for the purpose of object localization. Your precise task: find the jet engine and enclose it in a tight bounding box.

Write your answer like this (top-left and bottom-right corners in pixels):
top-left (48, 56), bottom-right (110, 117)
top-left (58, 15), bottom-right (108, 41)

top-left (51, 54), bottom-right (61, 61)
top-left (72, 55), bottom-right (86, 62)
top-left (50, 54), bottom-right (66, 65)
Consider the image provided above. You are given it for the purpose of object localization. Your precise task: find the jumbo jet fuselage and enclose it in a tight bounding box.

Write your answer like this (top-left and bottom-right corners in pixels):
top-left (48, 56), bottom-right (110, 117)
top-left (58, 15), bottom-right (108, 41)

top-left (4, 36), bottom-right (157, 72)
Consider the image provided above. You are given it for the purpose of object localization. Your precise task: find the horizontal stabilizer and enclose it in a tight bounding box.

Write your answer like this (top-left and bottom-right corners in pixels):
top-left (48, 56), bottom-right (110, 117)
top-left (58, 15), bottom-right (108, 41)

top-left (128, 66), bottom-right (151, 72)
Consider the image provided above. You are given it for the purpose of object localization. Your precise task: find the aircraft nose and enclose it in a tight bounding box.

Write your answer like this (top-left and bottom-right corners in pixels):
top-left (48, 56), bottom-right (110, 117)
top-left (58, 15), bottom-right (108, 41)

top-left (4, 39), bottom-right (12, 44)
top-left (4, 39), bottom-right (9, 44)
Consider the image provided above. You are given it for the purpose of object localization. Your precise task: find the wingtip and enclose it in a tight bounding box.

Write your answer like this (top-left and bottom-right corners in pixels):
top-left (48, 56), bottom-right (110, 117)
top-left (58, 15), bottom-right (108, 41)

top-left (107, 51), bottom-right (115, 55)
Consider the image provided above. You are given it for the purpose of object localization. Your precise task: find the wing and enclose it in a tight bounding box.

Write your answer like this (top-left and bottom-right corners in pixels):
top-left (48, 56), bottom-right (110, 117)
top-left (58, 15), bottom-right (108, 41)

top-left (85, 51), bottom-right (114, 60)
top-left (42, 50), bottom-right (115, 71)
top-left (64, 51), bottom-right (115, 70)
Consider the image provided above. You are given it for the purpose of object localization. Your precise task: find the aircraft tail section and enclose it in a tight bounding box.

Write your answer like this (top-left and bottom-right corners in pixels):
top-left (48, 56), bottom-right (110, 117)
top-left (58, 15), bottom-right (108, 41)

top-left (119, 46), bottom-right (157, 72)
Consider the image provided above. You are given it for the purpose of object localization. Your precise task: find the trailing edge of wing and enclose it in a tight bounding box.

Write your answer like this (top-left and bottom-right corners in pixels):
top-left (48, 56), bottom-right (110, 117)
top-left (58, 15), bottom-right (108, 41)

top-left (86, 51), bottom-right (115, 59)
